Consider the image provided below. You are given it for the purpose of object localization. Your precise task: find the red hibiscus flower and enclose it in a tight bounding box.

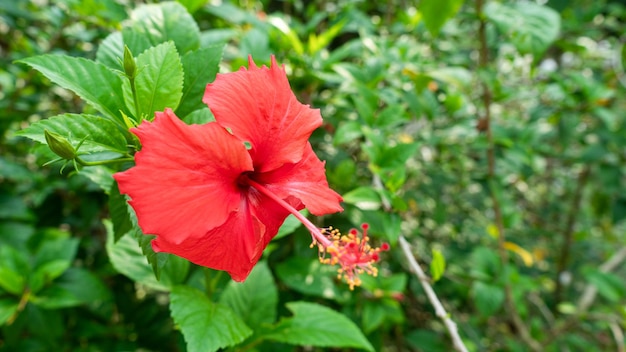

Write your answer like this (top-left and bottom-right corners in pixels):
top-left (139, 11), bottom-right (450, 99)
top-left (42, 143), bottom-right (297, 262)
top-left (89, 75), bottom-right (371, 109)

top-left (114, 57), bottom-right (341, 281)
top-left (114, 56), bottom-right (387, 286)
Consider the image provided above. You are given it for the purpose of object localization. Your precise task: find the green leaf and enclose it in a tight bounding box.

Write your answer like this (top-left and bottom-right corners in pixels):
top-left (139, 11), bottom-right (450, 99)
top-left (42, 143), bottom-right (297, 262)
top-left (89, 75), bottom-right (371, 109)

top-left (29, 260), bottom-right (71, 293)
top-left (484, 2), bottom-right (561, 57)
top-left (16, 114), bottom-right (128, 156)
top-left (343, 187), bottom-right (381, 211)
top-left (275, 257), bottom-right (351, 303)
top-left (133, 41), bottom-right (184, 119)
top-left (0, 267), bottom-right (25, 296)
top-left (105, 220), bottom-right (189, 291)
top-left (105, 220), bottom-right (166, 290)
top-left (0, 245), bottom-right (28, 295)
top-left (420, 0), bottom-right (464, 36)
top-left (96, 31), bottom-right (124, 69)
top-left (182, 107), bottom-right (215, 125)
top-left (16, 55), bottom-right (131, 124)
top-left (170, 286), bottom-right (252, 352)
top-left (430, 248), bottom-right (446, 282)
top-left (32, 268), bottom-right (111, 309)
top-left (273, 209), bottom-right (308, 240)
top-left (362, 302), bottom-right (386, 333)
top-left (127, 2), bottom-right (200, 55)
top-left (108, 181), bottom-right (132, 242)
top-left (0, 298), bottom-right (19, 325)
top-left (219, 261), bottom-right (278, 328)
top-left (333, 121), bottom-right (363, 145)
top-left (584, 270), bottom-right (625, 303)
top-left (264, 302), bottom-right (374, 352)
top-left (472, 281), bottom-right (505, 316)
top-left (177, 45), bottom-right (224, 118)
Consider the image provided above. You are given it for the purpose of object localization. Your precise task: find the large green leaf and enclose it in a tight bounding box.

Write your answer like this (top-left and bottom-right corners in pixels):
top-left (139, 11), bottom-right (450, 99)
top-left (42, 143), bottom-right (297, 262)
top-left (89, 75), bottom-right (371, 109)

top-left (127, 1), bottom-right (200, 55)
top-left (420, 0), bottom-right (464, 36)
top-left (105, 220), bottom-right (167, 291)
top-left (177, 45), bottom-right (223, 118)
top-left (484, 2), bottom-right (561, 57)
top-left (105, 219), bottom-right (190, 290)
top-left (96, 31), bottom-right (124, 69)
top-left (132, 41), bottom-right (184, 119)
top-left (108, 181), bottom-right (132, 242)
top-left (16, 114), bottom-right (128, 156)
top-left (31, 268), bottom-right (112, 309)
top-left (219, 261), bottom-right (278, 328)
top-left (264, 302), bottom-right (374, 352)
top-left (170, 286), bottom-right (252, 352)
top-left (16, 55), bottom-right (131, 123)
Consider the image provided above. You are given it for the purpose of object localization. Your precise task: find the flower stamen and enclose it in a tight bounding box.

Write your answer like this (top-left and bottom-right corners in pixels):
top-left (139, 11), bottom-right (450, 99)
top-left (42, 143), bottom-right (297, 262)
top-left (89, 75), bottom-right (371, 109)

top-left (246, 179), bottom-right (389, 289)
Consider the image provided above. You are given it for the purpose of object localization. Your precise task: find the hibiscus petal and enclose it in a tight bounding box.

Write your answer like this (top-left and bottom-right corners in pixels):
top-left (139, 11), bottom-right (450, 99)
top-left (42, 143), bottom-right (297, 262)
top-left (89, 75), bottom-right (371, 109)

top-left (258, 143), bottom-right (344, 216)
top-left (114, 109), bottom-right (253, 244)
top-left (203, 56), bottom-right (322, 173)
top-left (151, 188), bottom-right (293, 281)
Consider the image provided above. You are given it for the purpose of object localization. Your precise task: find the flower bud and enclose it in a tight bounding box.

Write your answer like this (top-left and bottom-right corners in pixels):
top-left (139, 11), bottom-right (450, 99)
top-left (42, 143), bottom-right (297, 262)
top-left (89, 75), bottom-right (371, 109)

top-left (44, 130), bottom-right (76, 160)
top-left (123, 45), bottom-right (137, 79)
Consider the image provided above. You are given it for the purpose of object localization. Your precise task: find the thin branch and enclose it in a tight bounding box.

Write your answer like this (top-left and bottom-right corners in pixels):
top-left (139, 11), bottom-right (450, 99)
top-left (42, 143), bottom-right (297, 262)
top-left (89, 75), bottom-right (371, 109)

top-left (474, 0), bottom-right (542, 350)
top-left (577, 246), bottom-right (626, 312)
top-left (609, 321), bottom-right (626, 352)
top-left (398, 236), bottom-right (468, 352)
top-left (554, 167), bottom-right (590, 308)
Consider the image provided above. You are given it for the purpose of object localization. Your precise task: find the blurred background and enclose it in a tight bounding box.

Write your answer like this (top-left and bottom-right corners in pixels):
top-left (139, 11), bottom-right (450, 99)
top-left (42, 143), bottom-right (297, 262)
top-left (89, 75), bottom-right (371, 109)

top-left (1, 0), bottom-right (626, 351)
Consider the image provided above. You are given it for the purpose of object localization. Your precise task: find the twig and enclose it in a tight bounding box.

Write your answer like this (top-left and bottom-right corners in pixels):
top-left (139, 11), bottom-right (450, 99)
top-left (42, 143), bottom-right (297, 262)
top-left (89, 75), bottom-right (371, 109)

top-left (398, 236), bottom-right (469, 352)
top-left (577, 246), bottom-right (626, 312)
top-left (609, 321), bottom-right (626, 352)
top-left (554, 167), bottom-right (590, 308)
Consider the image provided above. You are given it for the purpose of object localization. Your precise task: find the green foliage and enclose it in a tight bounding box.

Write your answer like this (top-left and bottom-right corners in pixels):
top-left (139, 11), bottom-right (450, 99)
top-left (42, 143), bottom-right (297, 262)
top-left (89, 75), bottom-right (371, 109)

top-left (3, 0), bottom-right (626, 351)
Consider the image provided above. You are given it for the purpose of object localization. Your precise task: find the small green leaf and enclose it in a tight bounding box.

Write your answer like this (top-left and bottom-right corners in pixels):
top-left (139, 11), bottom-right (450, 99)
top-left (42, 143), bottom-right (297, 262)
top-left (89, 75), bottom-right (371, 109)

top-left (177, 45), bottom-right (224, 118)
top-left (430, 249), bottom-right (446, 282)
top-left (333, 121), bottom-right (363, 145)
top-left (133, 41), bottom-right (184, 119)
top-left (16, 55), bottom-right (131, 124)
top-left (127, 2), bottom-right (200, 55)
top-left (32, 268), bottom-right (112, 309)
top-left (472, 281), bottom-right (505, 316)
top-left (0, 267), bottom-right (25, 296)
top-left (29, 260), bottom-right (71, 293)
top-left (170, 286), bottom-right (252, 352)
top-left (264, 301), bottom-right (374, 352)
top-left (16, 114), bottom-right (129, 156)
top-left (182, 107), bottom-right (215, 125)
top-left (343, 187), bottom-right (381, 211)
top-left (219, 262), bottom-right (278, 328)
top-left (0, 298), bottom-right (19, 325)
top-left (584, 270), bottom-right (625, 303)
top-left (420, 0), bottom-right (464, 36)
top-left (484, 2), bottom-right (561, 58)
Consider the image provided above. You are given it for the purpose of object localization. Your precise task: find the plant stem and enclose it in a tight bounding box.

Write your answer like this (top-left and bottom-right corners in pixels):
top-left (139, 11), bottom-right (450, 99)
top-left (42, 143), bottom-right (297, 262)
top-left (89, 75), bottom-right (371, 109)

top-left (553, 166), bottom-right (590, 309)
top-left (75, 156), bottom-right (134, 166)
top-left (398, 236), bottom-right (468, 352)
top-left (475, 0), bottom-right (541, 350)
